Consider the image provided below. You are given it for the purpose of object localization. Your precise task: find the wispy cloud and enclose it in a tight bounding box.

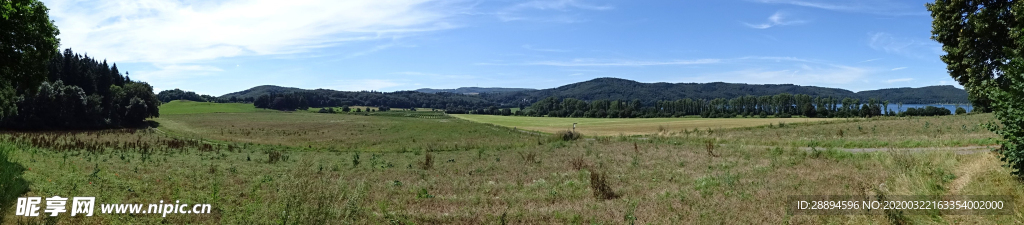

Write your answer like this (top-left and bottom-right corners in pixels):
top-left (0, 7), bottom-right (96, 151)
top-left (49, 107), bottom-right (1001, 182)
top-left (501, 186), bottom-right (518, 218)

top-left (345, 43), bottom-right (416, 59)
top-left (859, 58), bottom-right (882, 63)
top-left (693, 65), bottom-right (869, 86)
top-left (510, 58), bottom-right (723, 67)
top-left (482, 56), bottom-right (825, 67)
top-left (744, 11), bottom-right (806, 29)
top-left (522, 44), bottom-right (570, 52)
top-left (750, 0), bottom-right (927, 16)
top-left (328, 79), bottom-right (406, 91)
top-left (508, 0), bottom-right (613, 11)
top-left (495, 0), bottom-right (612, 22)
top-left (131, 64), bottom-right (224, 91)
top-left (133, 65), bottom-right (223, 80)
top-left (390, 71), bottom-right (477, 79)
top-left (891, 67), bottom-right (907, 71)
top-left (46, 0), bottom-right (459, 64)
top-left (885, 78), bottom-right (913, 83)
top-left (869, 32), bottom-right (943, 58)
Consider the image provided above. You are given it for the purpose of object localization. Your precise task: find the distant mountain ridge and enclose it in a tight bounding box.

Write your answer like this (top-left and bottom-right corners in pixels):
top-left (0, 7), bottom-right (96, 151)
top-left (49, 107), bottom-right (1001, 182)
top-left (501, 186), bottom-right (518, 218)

top-left (856, 85), bottom-right (968, 104)
top-left (414, 87), bottom-right (536, 94)
top-left (219, 78), bottom-right (968, 105)
top-left (220, 85), bottom-right (310, 100)
top-left (476, 78), bottom-right (967, 105)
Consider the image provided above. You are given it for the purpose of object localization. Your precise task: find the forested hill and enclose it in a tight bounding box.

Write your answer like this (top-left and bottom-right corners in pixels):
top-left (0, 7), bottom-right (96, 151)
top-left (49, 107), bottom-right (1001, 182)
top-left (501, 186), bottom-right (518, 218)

top-left (479, 78), bottom-right (863, 105)
top-left (214, 78), bottom-right (968, 109)
top-left (219, 85), bottom-right (307, 100)
top-left (414, 87), bottom-right (536, 94)
top-left (856, 85), bottom-right (969, 104)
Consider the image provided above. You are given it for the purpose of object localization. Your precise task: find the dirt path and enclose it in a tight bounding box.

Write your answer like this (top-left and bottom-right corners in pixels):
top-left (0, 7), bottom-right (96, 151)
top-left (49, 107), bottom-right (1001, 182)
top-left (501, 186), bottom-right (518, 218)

top-left (948, 152), bottom-right (1000, 194)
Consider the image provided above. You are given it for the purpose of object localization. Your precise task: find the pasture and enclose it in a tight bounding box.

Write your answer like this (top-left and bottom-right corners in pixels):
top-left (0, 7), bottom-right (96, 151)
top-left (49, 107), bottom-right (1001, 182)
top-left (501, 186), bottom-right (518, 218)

top-left (0, 102), bottom-right (1018, 224)
top-left (452, 114), bottom-right (841, 136)
top-left (159, 100), bottom-right (271, 115)
top-left (153, 112), bottom-right (537, 152)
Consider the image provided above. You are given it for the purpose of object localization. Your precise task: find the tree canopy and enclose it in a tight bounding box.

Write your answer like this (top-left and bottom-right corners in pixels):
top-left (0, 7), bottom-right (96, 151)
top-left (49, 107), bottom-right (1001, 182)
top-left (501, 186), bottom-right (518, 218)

top-left (929, 0), bottom-right (1024, 176)
top-left (927, 0), bottom-right (1016, 112)
top-left (0, 0), bottom-right (60, 120)
top-left (1, 48), bottom-right (160, 129)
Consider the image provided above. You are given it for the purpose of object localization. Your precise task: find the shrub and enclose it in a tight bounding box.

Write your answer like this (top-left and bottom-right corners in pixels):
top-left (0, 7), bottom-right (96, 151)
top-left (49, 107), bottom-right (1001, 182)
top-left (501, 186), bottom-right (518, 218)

top-left (420, 151), bottom-right (433, 170)
top-left (268, 151), bottom-right (283, 163)
top-left (416, 188), bottom-right (434, 199)
top-left (554, 130), bottom-right (582, 141)
top-left (520, 151), bottom-right (540, 164)
top-left (569, 156), bottom-right (590, 170)
top-left (589, 171), bottom-right (619, 200)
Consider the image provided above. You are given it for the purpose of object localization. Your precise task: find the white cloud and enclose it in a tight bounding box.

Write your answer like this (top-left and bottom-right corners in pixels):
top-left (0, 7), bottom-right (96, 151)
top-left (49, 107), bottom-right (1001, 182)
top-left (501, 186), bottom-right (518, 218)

top-left (868, 32), bottom-right (944, 58)
top-left (44, 0), bottom-right (459, 64)
top-left (519, 58), bottom-right (722, 67)
top-left (344, 43), bottom-right (416, 59)
top-left (744, 11), bottom-right (806, 29)
top-left (693, 64), bottom-right (869, 86)
top-left (508, 0), bottom-right (612, 11)
top-left (885, 78), bottom-right (913, 83)
top-left (859, 58), bottom-right (882, 63)
top-left (390, 71), bottom-right (477, 79)
top-left (750, 0), bottom-right (927, 16)
top-left (328, 79), bottom-right (405, 91)
top-left (891, 67), bottom-right (907, 71)
top-left (522, 44), bottom-right (570, 52)
top-left (133, 64), bottom-right (223, 80)
top-left (495, 0), bottom-right (612, 22)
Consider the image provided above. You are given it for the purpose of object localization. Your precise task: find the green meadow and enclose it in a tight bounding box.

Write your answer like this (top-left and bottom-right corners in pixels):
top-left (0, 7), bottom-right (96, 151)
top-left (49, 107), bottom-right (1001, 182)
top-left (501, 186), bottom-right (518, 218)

top-left (158, 100), bottom-right (272, 115)
top-left (0, 102), bottom-right (1018, 224)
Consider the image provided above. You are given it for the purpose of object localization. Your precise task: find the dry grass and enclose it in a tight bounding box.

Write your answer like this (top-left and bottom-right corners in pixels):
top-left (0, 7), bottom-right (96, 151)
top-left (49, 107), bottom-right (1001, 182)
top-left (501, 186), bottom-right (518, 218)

top-left (0, 111), bottom-right (1019, 224)
top-left (452, 114), bottom-right (840, 136)
top-left (155, 112), bottom-right (538, 152)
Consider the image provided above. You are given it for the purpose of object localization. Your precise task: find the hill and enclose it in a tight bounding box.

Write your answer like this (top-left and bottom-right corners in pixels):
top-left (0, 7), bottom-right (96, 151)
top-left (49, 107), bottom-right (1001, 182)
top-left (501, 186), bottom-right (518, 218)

top-left (217, 78), bottom-right (969, 109)
top-left (856, 85), bottom-right (969, 104)
top-left (414, 87), bottom-right (535, 94)
top-left (479, 78), bottom-right (865, 106)
top-left (219, 85), bottom-right (307, 100)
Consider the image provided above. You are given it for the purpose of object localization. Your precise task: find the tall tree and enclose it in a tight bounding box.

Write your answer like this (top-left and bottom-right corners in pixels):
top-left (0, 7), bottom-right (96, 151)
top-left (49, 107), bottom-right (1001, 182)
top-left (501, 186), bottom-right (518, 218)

top-left (927, 0), bottom-right (1016, 112)
top-left (0, 0), bottom-right (60, 119)
top-left (929, 0), bottom-right (1024, 176)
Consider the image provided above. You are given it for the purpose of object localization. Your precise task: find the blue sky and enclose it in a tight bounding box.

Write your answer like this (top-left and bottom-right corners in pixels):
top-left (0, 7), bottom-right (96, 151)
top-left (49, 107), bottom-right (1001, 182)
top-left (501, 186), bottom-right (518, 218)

top-left (42, 0), bottom-right (955, 96)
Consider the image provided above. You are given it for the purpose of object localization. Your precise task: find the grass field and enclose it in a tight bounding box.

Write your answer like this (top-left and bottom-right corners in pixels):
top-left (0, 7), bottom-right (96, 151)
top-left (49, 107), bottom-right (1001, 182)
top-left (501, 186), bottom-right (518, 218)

top-left (159, 100), bottom-right (270, 115)
top-left (1, 102), bottom-right (1019, 224)
top-left (154, 112), bottom-right (538, 152)
top-left (452, 114), bottom-right (841, 136)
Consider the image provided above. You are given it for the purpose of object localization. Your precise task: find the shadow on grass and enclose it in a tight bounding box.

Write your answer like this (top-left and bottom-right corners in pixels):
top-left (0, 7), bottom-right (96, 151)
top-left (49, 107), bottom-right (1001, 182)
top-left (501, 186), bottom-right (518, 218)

top-left (0, 145), bottom-right (29, 222)
top-left (145, 120), bottom-right (161, 128)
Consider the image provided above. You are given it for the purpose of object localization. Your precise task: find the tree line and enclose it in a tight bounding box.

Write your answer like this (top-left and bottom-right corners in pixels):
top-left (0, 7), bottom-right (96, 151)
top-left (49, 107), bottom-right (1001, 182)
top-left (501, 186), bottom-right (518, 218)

top-left (461, 93), bottom-right (959, 118)
top-left (237, 89), bottom-right (493, 111)
top-left (157, 89), bottom-right (217, 103)
top-left (1, 49), bottom-right (160, 129)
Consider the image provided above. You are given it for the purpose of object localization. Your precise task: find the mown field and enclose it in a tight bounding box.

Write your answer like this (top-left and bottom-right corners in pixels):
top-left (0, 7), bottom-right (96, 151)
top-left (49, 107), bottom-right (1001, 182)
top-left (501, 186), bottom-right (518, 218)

top-left (0, 102), bottom-right (1019, 224)
top-left (453, 114), bottom-right (842, 136)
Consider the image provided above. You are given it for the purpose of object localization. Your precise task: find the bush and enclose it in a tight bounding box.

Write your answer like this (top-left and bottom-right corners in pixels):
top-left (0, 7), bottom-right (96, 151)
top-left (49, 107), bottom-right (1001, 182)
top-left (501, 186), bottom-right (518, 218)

top-left (420, 151), bottom-right (432, 170)
top-left (554, 130), bottom-right (582, 141)
top-left (569, 156), bottom-right (590, 170)
top-left (268, 151), bottom-right (283, 163)
top-left (589, 171), bottom-right (619, 200)
top-left (955, 107), bottom-right (967, 115)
